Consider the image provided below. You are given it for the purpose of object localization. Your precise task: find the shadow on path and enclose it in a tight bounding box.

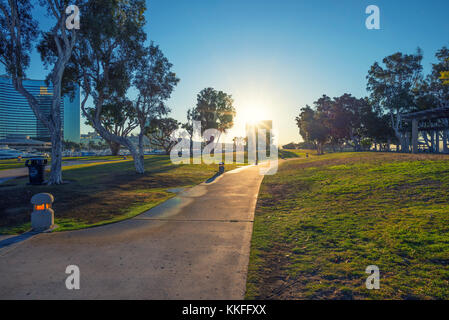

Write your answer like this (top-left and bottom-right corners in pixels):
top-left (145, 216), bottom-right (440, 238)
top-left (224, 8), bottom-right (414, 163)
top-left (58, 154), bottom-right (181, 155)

top-left (205, 172), bottom-right (222, 184)
top-left (0, 231), bottom-right (39, 250)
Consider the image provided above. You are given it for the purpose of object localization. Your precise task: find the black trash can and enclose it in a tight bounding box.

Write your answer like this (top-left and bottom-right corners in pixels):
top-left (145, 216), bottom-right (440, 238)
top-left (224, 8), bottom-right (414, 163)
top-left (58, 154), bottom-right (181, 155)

top-left (218, 162), bottom-right (225, 174)
top-left (25, 158), bottom-right (48, 185)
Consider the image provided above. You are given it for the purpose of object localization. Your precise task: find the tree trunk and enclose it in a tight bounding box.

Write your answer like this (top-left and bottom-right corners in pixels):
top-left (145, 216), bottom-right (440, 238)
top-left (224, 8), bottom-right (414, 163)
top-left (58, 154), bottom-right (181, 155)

top-left (391, 112), bottom-right (407, 153)
top-left (87, 115), bottom-right (144, 174)
top-left (108, 141), bottom-right (121, 156)
top-left (436, 131), bottom-right (440, 153)
top-left (6, 3), bottom-right (77, 186)
top-left (317, 142), bottom-right (324, 155)
top-left (125, 141), bottom-right (143, 173)
top-left (163, 141), bottom-right (175, 155)
top-left (48, 77), bottom-right (64, 184)
top-left (443, 130), bottom-right (449, 154)
top-left (49, 129), bottom-right (63, 184)
top-left (350, 134), bottom-right (360, 152)
top-left (136, 133), bottom-right (145, 174)
top-left (13, 77), bottom-right (65, 184)
top-left (400, 132), bottom-right (408, 153)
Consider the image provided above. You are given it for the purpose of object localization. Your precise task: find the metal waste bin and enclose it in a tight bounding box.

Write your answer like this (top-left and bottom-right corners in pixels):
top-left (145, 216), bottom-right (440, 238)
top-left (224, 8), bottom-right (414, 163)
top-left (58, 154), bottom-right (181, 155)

top-left (25, 158), bottom-right (48, 185)
top-left (218, 162), bottom-right (225, 174)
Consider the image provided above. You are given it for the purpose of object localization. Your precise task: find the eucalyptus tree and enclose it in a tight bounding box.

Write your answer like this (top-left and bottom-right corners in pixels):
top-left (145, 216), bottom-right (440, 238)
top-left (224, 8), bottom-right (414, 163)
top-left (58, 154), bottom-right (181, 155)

top-left (186, 87), bottom-right (236, 148)
top-left (146, 117), bottom-right (180, 155)
top-left (431, 47), bottom-right (449, 106)
top-left (193, 88), bottom-right (235, 134)
top-left (75, 0), bottom-right (146, 172)
top-left (331, 94), bottom-right (374, 151)
top-left (295, 105), bottom-right (329, 155)
top-left (75, 1), bottom-right (178, 173)
top-left (84, 97), bottom-right (138, 156)
top-left (360, 101), bottom-right (395, 151)
top-left (132, 43), bottom-right (179, 170)
top-left (0, 0), bottom-right (79, 184)
top-left (367, 50), bottom-right (423, 152)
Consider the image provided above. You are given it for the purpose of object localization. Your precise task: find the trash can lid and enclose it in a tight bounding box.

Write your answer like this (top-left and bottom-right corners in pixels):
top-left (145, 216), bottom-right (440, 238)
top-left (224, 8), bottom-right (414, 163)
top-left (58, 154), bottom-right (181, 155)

top-left (31, 193), bottom-right (54, 205)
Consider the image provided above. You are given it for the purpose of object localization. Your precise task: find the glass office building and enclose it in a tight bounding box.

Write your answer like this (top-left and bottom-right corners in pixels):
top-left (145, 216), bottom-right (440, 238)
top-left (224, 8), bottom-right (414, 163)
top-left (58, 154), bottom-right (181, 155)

top-left (0, 75), bottom-right (80, 142)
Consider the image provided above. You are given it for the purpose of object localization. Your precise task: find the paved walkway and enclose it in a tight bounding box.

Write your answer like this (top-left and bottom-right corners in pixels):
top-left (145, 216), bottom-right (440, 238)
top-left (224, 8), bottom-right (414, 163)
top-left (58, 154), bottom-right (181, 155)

top-left (0, 164), bottom-right (266, 299)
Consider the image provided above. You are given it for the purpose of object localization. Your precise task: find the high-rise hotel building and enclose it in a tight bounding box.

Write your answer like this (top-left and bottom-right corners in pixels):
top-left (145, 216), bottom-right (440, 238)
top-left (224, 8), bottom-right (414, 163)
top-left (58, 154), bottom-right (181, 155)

top-left (0, 75), bottom-right (80, 142)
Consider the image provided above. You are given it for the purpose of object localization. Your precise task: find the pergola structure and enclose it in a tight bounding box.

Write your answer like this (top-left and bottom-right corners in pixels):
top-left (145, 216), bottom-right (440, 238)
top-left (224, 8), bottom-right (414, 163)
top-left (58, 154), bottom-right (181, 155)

top-left (402, 107), bottom-right (449, 154)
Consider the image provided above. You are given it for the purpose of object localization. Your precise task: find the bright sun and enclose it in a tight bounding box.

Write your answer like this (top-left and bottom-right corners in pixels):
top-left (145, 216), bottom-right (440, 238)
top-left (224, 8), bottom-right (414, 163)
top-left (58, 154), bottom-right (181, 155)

top-left (225, 103), bottom-right (272, 140)
top-left (237, 106), bottom-right (269, 125)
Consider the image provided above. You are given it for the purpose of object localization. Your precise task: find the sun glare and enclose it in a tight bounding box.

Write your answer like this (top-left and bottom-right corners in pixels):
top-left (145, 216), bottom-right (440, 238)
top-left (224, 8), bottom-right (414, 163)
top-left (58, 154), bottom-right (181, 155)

top-left (224, 104), bottom-right (272, 140)
top-left (238, 106), bottom-right (268, 125)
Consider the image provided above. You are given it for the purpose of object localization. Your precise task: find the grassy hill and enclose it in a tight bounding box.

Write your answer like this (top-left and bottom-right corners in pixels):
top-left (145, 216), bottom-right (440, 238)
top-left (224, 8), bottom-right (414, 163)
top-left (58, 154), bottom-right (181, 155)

top-left (246, 152), bottom-right (449, 299)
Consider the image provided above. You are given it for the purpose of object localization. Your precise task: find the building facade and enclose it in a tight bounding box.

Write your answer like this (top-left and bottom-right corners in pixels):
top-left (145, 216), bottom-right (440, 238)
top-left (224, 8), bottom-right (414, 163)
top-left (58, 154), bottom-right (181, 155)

top-left (0, 75), bottom-right (80, 142)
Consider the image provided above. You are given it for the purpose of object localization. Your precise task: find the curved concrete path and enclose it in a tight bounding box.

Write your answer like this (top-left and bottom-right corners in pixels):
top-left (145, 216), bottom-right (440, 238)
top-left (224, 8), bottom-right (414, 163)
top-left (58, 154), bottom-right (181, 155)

top-left (0, 164), bottom-right (266, 299)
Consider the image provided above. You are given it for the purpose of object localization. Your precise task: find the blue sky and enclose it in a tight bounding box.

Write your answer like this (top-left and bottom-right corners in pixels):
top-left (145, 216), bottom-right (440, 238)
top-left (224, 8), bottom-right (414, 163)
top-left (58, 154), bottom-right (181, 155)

top-left (5, 0), bottom-right (449, 144)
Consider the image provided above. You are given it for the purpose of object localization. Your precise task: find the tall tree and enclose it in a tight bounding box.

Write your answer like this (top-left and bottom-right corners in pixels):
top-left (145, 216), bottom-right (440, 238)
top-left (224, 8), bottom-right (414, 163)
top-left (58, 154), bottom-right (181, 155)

top-left (75, 1), bottom-right (178, 173)
top-left (75, 0), bottom-right (148, 173)
top-left (332, 94), bottom-right (372, 151)
top-left (187, 87), bottom-right (236, 144)
top-left (367, 50), bottom-right (423, 152)
top-left (313, 95), bottom-right (344, 151)
top-left (439, 51), bottom-right (449, 86)
top-left (132, 43), bottom-right (179, 171)
top-left (145, 117), bottom-right (179, 155)
top-left (84, 98), bottom-right (138, 156)
top-left (414, 47), bottom-right (449, 110)
top-left (361, 101), bottom-right (396, 150)
top-left (182, 108), bottom-right (196, 154)
top-left (432, 48), bottom-right (449, 103)
top-left (0, 0), bottom-right (79, 184)
top-left (295, 105), bottom-right (329, 155)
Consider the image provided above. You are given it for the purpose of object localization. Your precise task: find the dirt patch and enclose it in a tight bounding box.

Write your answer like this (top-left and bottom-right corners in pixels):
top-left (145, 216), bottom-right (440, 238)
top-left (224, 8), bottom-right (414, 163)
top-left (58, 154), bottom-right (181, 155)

top-left (250, 244), bottom-right (366, 300)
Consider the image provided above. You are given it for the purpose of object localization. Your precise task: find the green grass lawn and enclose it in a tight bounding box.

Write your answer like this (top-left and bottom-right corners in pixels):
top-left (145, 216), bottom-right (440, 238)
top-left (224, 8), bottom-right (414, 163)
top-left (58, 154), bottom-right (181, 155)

top-left (0, 155), bottom-right (241, 234)
top-left (246, 152), bottom-right (449, 300)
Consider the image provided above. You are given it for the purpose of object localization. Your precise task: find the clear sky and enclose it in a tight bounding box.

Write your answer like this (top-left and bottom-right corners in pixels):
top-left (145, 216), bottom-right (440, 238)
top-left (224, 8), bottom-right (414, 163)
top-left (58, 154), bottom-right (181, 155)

top-left (4, 0), bottom-right (449, 145)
